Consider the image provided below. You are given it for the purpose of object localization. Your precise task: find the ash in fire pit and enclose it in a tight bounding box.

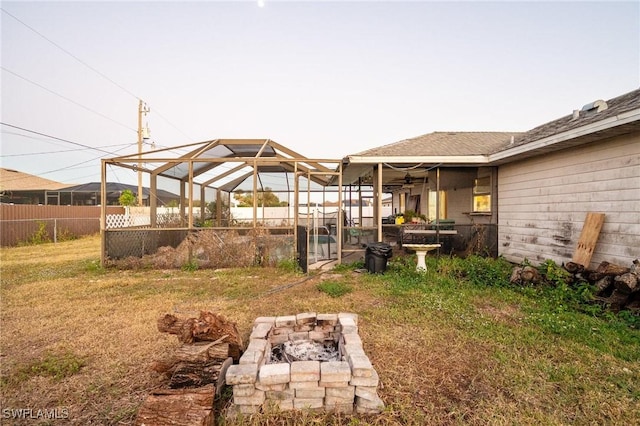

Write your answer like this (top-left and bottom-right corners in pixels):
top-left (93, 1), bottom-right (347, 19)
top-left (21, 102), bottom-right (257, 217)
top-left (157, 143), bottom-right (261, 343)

top-left (271, 340), bottom-right (339, 363)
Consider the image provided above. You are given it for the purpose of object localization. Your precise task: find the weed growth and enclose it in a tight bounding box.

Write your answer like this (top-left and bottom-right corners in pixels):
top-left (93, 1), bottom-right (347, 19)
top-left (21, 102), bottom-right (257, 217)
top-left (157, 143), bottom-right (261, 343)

top-left (13, 350), bottom-right (85, 383)
top-left (276, 258), bottom-right (302, 273)
top-left (316, 280), bottom-right (353, 298)
top-left (26, 221), bottom-right (51, 245)
top-left (181, 258), bottom-right (199, 272)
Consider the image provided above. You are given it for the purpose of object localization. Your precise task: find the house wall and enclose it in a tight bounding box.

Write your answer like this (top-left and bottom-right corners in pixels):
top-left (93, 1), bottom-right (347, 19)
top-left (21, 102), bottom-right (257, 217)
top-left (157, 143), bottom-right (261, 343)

top-left (498, 132), bottom-right (640, 269)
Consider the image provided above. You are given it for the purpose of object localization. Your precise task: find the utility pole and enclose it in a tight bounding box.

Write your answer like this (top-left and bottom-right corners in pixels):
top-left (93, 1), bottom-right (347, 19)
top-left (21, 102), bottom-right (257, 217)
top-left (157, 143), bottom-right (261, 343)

top-left (137, 100), bottom-right (150, 206)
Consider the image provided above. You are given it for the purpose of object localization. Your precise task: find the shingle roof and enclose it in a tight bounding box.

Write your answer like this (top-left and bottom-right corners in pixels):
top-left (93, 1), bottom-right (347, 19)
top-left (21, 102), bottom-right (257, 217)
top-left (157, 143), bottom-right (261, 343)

top-left (0, 168), bottom-right (70, 191)
top-left (352, 131), bottom-right (520, 157)
top-left (493, 88), bottom-right (640, 153)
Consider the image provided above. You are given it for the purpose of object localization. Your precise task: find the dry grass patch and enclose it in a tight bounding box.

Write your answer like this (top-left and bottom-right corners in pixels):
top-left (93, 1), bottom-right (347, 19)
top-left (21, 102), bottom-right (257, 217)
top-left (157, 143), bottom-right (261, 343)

top-left (473, 296), bottom-right (523, 326)
top-left (1, 236), bottom-right (639, 425)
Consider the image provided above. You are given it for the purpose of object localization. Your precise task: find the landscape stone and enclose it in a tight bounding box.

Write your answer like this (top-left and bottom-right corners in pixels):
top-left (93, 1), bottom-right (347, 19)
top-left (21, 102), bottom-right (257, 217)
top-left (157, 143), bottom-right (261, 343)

top-left (226, 363), bottom-right (258, 385)
top-left (290, 360), bottom-right (320, 382)
top-left (259, 363), bottom-right (290, 385)
top-left (350, 369), bottom-right (379, 387)
top-left (321, 361), bottom-right (351, 383)
top-left (275, 315), bottom-right (297, 327)
top-left (348, 354), bottom-right (373, 378)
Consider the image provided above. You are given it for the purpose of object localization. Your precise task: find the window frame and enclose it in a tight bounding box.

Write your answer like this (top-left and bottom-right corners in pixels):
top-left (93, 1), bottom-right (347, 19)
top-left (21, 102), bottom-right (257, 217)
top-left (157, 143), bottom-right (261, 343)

top-left (472, 176), bottom-right (491, 213)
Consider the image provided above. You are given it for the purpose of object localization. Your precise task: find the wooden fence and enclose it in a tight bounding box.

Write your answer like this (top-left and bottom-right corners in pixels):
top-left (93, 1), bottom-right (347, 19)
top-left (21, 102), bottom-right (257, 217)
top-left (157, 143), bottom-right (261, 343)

top-left (0, 204), bottom-right (124, 246)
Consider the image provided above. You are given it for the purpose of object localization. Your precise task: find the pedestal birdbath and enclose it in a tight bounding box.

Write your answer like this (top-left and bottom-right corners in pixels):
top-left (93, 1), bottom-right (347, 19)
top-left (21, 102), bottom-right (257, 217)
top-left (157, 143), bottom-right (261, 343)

top-left (403, 244), bottom-right (441, 271)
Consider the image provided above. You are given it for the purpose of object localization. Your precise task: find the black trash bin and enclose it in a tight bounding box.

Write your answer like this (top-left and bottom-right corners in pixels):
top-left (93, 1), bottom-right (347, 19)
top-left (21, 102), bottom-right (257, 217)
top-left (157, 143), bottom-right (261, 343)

top-left (365, 242), bottom-right (392, 273)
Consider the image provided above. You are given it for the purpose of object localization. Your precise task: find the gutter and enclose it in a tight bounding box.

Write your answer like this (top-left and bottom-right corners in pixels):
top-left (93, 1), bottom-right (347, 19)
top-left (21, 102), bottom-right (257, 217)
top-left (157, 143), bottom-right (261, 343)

top-left (346, 155), bottom-right (489, 164)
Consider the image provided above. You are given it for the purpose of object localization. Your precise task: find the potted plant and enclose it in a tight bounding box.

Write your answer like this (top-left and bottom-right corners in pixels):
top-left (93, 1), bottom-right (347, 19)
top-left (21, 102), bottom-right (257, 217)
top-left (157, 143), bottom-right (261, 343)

top-left (403, 210), bottom-right (426, 223)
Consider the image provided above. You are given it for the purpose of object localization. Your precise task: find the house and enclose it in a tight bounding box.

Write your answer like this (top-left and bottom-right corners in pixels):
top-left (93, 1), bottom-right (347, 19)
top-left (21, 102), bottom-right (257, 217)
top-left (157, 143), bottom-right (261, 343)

top-left (341, 88), bottom-right (640, 269)
top-left (52, 182), bottom-right (180, 206)
top-left (0, 168), bottom-right (70, 204)
top-left (0, 169), bottom-right (179, 206)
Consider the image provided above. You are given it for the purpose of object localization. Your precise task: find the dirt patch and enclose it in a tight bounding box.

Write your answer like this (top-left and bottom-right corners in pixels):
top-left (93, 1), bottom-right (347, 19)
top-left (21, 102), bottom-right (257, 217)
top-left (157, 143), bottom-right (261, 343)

top-left (473, 297), bottom-right (522, 325)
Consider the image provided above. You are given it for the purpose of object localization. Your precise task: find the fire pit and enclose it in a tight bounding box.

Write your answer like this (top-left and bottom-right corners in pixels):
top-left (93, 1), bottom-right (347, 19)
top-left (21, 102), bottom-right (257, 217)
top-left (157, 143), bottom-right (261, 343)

top-left (225, 313), bottom-right (384, 415)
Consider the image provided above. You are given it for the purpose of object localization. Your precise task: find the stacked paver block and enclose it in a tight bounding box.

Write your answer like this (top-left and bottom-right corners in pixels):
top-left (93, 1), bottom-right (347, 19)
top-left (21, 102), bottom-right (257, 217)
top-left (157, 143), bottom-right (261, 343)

top-left (225, 312), bottom-right (385, 415)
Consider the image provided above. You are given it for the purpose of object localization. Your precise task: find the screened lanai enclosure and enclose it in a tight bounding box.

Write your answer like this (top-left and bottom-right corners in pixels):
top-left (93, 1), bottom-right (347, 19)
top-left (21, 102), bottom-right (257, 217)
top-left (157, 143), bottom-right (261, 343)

top-left (100, 139), bottom-right (384, 272)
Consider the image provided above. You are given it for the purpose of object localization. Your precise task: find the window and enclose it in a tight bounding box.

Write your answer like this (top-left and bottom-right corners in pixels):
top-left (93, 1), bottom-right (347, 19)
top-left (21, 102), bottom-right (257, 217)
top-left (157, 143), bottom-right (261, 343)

top-left (428, 191), bottom-right (447, 221)
top-left (473, 176), bottom-right (491, 213)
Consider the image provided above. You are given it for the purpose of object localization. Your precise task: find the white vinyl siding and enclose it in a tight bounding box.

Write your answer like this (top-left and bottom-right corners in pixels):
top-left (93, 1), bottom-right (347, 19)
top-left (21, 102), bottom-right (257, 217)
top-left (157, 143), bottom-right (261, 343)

top-left (498, 133), bottom-right (640, 269)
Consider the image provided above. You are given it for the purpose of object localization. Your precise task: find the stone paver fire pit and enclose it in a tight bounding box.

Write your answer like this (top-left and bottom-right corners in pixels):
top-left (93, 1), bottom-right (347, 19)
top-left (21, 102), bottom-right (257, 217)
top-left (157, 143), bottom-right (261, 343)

top-left (225, 313), bottom-right (384, 415)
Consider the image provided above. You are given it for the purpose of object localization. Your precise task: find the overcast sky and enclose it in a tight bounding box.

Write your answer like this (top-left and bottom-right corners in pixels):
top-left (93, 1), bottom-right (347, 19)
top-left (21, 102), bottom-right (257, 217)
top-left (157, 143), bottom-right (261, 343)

top-left (1, 0), bottom-right (638, 186)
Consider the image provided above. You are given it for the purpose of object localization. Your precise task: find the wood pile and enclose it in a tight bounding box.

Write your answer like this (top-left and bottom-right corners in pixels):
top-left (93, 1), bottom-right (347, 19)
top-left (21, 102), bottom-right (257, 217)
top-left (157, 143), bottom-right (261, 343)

top-left (512, 259), bottom-right (640, 314)
top-left (135, 311), bottom-right (241, 426)
top-left (566, 259), bottom-right (640, 313)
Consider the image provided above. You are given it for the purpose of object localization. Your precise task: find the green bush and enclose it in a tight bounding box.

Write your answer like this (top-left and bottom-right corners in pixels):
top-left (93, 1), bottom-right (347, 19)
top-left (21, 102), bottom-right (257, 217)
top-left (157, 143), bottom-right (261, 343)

top-left (26, 221), bottom-right (51, 245)
top-left (460, 255), bottom-right (512, 287)
top-left (277, 258), bottom-right (302, 273)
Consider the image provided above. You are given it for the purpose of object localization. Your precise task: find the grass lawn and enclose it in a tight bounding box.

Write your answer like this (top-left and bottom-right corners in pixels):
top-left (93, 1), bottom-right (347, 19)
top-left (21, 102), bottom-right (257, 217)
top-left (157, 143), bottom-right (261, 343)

top-left (1, 235), bottom-right (638, 425)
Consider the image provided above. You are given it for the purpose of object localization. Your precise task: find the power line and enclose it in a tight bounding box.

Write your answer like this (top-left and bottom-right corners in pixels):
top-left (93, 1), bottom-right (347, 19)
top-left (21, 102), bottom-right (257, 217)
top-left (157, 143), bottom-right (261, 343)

top-left (0, 8), bottom-right (140, 101)
top-left (0, 122), bottom-right (134, 156)
top-left (1, 8), bottom-right (195, 143)
top-left (2, 67), bottom-right (137, 133)
top-left (0, 139), bottom-right (131, 157)
top-left (1, 142), bottom-right (133, 184)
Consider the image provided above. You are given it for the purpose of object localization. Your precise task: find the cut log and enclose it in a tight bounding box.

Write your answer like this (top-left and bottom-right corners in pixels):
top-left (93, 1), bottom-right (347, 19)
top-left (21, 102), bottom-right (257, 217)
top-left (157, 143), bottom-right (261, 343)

top-left (626, 293), bottom-right (640, 313)
top-left (174, 340), bottom-right (230, 363)
top-left (509, 267), bottom-right (523, 284)
top-left (135, 384), bottom-right (214, 426)
top-left (158, 311), bottom-right (243, 361)
top-left (595, 261), bottom-right (630, 277)
top-left (169, 359), bottom-right (225, 389)
top-left (594, 276), bottom-right (614, 297)
top-left (564, 261), bottom-right (585, 274)
top-left (510, 266), bottom-right (541, 285)
top-left (520, 266), bottom-right (541, 284)
top-left (614, 273), bottom-right (639, 294)
top-left (607, 289), bottom-right (630, 313)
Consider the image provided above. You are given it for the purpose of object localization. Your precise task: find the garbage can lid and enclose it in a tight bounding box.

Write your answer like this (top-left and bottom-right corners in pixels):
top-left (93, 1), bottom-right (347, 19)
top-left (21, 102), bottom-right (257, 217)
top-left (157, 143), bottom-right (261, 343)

top-left (366, 242), bottom-right (392, 257)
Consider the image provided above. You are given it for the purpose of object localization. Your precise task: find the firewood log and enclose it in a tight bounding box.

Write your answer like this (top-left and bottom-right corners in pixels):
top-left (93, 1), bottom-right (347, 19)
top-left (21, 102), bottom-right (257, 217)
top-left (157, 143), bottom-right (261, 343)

top-left (134, 384), bottom-right (215, 426)
top-left (595, 261), bottom-right (630, 276)
top-left (594, 276), bottom-right (613, 296)
top-left (564, 261), bottom-right (585, 274)
top-left (169, 359), bottom-right (226, 389)
top-left (607, 289), bottom-right (630, 313)
top-left (521, 266), bottom-right (541, 284)
top-left (614, 273), bottom-right (639, 294)
top-left (158, 311), bottom-right (243, 361)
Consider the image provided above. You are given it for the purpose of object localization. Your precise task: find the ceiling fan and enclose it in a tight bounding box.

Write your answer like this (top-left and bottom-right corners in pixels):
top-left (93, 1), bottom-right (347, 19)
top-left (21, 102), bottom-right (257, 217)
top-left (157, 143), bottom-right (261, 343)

top-left (402, 173), bottom-right (415, 189)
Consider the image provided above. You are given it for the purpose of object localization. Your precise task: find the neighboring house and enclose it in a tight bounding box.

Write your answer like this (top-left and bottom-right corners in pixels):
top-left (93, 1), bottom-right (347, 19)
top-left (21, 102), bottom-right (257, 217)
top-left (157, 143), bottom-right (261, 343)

top-left (0, 170), bottom-right (179, 206)
top-left (341, 88), bottom-right (640, 268)
top-left (53, 182), bottom-right (180, 206)
top-left (0, 168), bottom-right (71, 204)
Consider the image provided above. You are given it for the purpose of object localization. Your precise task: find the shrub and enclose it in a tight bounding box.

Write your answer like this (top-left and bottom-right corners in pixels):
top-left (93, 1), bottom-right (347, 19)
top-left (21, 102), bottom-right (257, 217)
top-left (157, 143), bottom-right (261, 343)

top-left (26, 221), bottom-right (51, 245)
top-left (460, 255), bottom-right (512, 287)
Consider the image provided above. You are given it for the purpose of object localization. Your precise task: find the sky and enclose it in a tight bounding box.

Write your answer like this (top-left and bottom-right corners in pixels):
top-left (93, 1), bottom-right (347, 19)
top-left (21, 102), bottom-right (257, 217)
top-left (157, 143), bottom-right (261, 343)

top-left (1, 0), bottom-right (639, 187)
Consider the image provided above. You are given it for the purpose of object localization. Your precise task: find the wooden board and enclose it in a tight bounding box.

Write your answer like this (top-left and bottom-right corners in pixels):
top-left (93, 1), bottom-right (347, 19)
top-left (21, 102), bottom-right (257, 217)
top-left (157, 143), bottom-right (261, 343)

top-left (572, 213), bottom-right (605, 267)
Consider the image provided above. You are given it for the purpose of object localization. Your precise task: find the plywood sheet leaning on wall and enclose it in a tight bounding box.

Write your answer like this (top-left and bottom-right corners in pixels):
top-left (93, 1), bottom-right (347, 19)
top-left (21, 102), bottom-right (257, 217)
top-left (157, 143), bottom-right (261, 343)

top-left (572, 212), bottom-right (605, 268)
